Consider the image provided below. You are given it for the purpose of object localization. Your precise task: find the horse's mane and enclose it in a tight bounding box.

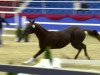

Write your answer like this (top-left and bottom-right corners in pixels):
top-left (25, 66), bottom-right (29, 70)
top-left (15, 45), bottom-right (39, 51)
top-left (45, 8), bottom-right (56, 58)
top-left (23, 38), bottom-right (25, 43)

top-left (34, 23), bottom-right (48, 32)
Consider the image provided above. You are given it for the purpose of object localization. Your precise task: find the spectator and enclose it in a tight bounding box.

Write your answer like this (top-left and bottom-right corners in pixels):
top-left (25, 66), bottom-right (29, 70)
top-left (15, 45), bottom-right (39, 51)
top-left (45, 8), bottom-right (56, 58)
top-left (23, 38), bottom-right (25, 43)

top-left (74, 1), bottom-right (89, 14)
top-left (16, 25), bottom-right (29, 42)
top-left (16, 16), bottom-right (29, 42)
top-left (0, 16), bottom-right (9, 47)
top-left (73, 1), bottom-right (81, 14)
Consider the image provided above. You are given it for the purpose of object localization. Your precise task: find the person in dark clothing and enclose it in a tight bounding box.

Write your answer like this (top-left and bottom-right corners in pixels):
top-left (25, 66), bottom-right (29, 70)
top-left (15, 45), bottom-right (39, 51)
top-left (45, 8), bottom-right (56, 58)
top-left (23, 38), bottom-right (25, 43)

top-left (16, 24), bottom-right (29, 42)
top-left (0, 16), bottom-right (9, 46)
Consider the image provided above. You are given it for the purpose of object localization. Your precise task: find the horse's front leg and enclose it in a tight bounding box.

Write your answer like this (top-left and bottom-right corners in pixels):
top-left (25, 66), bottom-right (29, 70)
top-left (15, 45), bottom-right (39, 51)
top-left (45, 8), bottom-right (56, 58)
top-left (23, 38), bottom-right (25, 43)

top-left (23, 49), bottom-right (45, 64)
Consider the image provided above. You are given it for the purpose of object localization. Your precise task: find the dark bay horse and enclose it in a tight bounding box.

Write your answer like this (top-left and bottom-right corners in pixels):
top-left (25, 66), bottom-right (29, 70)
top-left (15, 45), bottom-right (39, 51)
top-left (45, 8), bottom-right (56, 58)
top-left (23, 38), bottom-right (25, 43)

top-left (20, 20), bottom-right (100, 64)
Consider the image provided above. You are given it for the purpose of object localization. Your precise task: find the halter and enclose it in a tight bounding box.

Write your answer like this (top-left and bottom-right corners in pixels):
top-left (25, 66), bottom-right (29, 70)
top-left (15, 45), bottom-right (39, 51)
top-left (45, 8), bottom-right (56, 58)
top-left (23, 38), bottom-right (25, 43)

top-left (32, 25), bottom-right (35, 28)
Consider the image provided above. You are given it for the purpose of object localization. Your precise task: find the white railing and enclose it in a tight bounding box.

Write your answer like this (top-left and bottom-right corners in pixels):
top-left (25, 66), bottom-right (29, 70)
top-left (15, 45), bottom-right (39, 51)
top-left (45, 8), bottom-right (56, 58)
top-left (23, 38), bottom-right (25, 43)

top-left (1, 0), bottom-right (100, 3)
top-left (0, 1), bottom-right (100, 14)
top-left (0, 11), bottom-right (19, 26)
top-left (0, 6), bottom-right (100, 10)
top-left (1, 0), bottom-right (18, 1)
top-left (16, 1), bottom-right (100, 3)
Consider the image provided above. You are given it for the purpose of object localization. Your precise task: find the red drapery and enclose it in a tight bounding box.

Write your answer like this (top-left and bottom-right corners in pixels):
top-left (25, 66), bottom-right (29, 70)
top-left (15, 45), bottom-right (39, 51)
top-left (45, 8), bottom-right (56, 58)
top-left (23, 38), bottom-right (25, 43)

top-left (41, 14), bottom-right (67, 20)
top-left (67, 14), bottom-right (94, 21)
top-left (3, 13), bottom-right (100, 21)
top-left (95, 15), bottom-right (100, 19)
top-left (19, 13), bottom-right (41, 18)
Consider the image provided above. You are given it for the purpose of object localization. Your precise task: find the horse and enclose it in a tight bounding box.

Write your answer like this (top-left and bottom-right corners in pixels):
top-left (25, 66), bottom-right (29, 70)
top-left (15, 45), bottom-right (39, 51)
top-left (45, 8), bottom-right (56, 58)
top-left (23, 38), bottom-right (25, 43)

top-left (20, 20), bottom-right (100, 64)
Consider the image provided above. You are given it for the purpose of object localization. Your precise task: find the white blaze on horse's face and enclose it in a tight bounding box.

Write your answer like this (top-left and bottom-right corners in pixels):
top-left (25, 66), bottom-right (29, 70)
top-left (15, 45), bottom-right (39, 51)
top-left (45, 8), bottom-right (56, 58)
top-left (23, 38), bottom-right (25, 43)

top-left (32, 25), bottom-right (35, 28)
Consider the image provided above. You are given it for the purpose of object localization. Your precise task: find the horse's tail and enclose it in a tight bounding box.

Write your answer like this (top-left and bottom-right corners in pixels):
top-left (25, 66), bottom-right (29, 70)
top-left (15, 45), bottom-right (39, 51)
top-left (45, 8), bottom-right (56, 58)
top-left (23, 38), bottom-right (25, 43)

top-left (84, 29), bottom-right (100, 41)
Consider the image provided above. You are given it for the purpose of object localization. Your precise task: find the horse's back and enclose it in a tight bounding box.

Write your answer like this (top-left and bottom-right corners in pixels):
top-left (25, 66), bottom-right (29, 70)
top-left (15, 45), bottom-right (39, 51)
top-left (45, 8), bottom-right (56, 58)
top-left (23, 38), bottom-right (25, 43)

top-left (68, 26), bottom-right (81, 30)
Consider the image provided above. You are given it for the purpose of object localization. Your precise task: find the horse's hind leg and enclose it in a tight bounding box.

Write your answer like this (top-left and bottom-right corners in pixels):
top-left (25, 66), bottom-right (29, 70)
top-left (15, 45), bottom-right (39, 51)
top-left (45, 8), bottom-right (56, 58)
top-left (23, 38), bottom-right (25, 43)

top-left (75, 49), bottom-right (82, 59)
top-left (81, 43), bottom-right (90, 60)
top-left (71, 42), bottom-right (90, 60)
top-left (71, 43), bottom-right (83, 59)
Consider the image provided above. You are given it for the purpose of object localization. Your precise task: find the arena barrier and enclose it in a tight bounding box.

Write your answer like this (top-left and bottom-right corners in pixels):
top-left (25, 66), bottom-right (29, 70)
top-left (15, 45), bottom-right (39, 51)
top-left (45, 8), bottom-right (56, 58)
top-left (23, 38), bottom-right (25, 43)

top-left (0, 64), bottom-right (99, 75)
top-left (0, 58), bottom-right (100, 75)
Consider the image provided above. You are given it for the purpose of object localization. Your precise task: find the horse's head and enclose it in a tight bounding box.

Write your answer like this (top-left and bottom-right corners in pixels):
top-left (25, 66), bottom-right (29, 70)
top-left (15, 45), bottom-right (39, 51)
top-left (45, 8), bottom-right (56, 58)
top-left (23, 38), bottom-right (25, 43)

top-left (23, 20), bottom-right (37, 35)
top-left (19, 20), bottom-right (38, 40)
top-left (20, 19), bottom-right (47, 40)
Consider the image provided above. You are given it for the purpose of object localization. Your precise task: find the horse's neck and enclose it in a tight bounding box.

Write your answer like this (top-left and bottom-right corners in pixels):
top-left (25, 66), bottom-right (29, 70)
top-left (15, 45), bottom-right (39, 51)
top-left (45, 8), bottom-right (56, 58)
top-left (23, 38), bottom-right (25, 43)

top-left (35, 25), bottom-right (48, 40)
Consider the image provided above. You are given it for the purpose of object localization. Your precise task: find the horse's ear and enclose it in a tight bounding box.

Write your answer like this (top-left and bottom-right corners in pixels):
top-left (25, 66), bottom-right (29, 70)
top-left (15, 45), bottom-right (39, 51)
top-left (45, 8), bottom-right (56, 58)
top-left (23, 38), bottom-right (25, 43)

top-left (28, 19), bottom-right (35, 23)
top-left (28, 20), bottom-right (31, 23)
top-left (32, 19), bottom-right (35, 23)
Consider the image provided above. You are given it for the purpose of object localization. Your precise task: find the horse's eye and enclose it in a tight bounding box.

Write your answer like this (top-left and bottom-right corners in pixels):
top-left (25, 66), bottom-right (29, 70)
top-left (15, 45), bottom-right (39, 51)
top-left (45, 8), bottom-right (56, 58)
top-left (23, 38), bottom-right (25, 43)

top-left (32, 25), bottom-right (35, 28)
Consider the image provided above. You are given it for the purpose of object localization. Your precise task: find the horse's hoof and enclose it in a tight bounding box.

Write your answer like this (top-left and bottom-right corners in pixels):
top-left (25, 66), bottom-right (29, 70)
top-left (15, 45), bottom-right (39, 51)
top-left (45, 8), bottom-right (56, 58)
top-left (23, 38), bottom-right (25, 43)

top-left (22, 61), bottom-right (33, 65)
top-left (87, 57), bottom-right (90, 60)
top-left (22, 58), bottom-right (35, 65)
